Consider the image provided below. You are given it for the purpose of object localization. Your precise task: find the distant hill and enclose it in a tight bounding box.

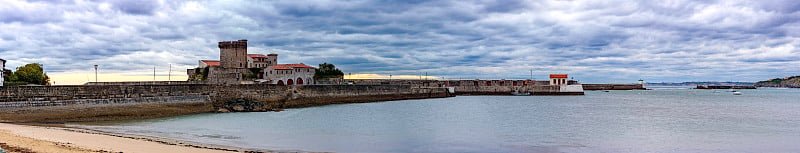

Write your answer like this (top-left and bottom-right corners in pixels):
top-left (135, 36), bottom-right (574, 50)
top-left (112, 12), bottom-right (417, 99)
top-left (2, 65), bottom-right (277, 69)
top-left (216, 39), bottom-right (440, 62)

top-left (755, 76), bottom-right (800, 88)
top-left (646, 82), bottom-right (754, 86)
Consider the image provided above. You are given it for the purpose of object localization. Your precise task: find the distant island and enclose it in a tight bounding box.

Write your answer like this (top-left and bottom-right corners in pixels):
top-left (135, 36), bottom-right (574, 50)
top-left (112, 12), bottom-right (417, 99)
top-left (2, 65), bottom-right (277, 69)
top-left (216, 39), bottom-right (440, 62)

top-left (646, 82), bottom-right (754, 86)
top-left (755, 76), bottom-right (800, 88)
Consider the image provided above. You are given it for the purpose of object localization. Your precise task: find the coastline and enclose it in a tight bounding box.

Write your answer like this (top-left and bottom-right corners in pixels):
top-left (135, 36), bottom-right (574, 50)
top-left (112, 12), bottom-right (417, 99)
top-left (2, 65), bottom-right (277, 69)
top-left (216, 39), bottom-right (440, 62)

top-left (0, 123), bottom-right (263, 153)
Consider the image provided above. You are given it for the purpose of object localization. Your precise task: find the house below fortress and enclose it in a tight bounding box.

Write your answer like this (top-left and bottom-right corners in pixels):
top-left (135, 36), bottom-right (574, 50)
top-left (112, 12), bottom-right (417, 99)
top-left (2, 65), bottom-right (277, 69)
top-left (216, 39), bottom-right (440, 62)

top-left (187, 40), bottom-right (316, 85)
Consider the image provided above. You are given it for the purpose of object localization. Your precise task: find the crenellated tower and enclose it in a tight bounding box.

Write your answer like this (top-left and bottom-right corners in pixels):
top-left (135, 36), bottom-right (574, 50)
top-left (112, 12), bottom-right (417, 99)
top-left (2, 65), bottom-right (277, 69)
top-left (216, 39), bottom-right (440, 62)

top-left (218, 39), bottom-right (248, 68)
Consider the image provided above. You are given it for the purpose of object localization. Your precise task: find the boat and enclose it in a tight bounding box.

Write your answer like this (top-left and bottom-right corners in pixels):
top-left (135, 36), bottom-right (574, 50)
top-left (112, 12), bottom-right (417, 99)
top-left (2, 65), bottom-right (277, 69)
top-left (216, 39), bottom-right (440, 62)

top-left (733, 91), bottom-right (742, 95)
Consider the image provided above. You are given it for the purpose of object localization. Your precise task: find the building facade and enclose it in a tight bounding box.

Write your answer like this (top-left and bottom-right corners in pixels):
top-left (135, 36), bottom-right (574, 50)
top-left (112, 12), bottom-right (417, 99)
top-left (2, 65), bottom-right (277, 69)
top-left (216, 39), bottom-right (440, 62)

top-left (550, 74), bottom-right (568, 85)
top-left (1, 58), bottom-right (5, 86)
top-left (264, 64), bottom-right (316, 85)
top-left (190, 39), bottom-right (316, 85)
top-left (247, 54), bottom-right (278, 68)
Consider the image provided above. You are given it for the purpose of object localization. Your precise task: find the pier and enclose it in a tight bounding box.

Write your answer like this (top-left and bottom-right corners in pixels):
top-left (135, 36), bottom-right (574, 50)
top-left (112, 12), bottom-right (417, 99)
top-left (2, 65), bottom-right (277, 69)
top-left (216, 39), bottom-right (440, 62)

top-left (582, 84), bottom-right (647, 90)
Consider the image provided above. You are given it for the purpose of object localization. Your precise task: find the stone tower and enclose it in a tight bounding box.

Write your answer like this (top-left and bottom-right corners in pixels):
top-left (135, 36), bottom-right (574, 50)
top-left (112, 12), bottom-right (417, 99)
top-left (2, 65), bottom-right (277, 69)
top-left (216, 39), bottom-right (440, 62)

top-left (219, 39), bottom-right (248, 68)
top-left (266, 53), bottom-right (278, 66)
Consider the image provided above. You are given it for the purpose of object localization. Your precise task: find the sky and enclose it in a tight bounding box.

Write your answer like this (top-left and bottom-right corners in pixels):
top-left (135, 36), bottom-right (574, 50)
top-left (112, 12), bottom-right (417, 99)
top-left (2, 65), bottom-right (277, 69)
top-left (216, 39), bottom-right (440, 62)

top-left (1, 0), bottom-right (799, 85)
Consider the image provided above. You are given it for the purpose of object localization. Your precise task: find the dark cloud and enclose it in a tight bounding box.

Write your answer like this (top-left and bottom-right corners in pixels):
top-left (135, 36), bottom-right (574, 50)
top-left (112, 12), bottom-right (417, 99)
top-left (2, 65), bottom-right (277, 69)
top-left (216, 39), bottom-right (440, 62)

top-left (107, 0), bottom-right (159, 15)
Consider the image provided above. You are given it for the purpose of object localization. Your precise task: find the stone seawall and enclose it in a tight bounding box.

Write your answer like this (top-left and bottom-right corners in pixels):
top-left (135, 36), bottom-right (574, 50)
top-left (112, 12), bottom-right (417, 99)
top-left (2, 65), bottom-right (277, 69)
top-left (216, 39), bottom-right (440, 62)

top-left (451, 86), bottom-right (533, 95)
top-left (0, 96), bottom-right (208, 109)
top-left (0, 85), bottom-right (451, 122)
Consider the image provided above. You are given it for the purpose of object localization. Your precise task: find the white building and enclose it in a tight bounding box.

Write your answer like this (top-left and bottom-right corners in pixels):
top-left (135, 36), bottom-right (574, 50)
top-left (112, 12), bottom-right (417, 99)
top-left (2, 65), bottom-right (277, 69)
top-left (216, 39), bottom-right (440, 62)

top-left (1, 58), bottom-right (5, 86)
top-left (264, 63), bottom-right (316, 85)
top-left (550, 74), bottom-right (568, 85)
top-left (247, 54), bottom-right (277, 68)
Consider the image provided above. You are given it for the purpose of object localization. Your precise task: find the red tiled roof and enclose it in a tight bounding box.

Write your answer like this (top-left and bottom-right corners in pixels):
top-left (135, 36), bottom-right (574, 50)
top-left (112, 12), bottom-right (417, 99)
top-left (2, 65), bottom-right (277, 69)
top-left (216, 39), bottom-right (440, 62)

top-left (201, 60), bottom-right (220, 67)
top-left (248, 54), bottom-right (267, 58)
top-left (267, 53), bottom-right (278, 56)
top-left (279, 63), bottom-right (315, 69)
top-left (550, 74), bottom-right (568, 78)
top-left (269, 65), bottom-right (293, 70)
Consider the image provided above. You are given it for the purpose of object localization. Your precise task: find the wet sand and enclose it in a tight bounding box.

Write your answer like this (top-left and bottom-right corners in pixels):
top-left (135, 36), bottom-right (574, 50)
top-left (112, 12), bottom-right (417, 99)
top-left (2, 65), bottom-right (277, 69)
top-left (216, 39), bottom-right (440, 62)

top-left (0, 123), bottom-right (239, 153)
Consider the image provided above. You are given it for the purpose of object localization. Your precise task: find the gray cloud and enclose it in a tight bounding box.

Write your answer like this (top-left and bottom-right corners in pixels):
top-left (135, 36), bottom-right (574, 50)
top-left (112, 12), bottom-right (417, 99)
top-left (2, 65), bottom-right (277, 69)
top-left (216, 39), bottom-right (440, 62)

top-left (107, 0), bottom-right (160, 15)
top-left (0, 0), bottom-right (798, 83)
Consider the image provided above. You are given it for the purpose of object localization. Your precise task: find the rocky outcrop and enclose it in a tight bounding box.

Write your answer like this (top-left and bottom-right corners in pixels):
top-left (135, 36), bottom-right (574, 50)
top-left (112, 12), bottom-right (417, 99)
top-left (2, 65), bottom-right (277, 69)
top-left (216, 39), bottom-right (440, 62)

top-left (755, 76), bottom-right (800, 88)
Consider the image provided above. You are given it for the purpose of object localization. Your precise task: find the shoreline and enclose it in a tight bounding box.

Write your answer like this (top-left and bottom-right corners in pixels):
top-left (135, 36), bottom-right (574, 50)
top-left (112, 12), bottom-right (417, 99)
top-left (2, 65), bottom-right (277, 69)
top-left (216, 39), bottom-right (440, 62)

top-left (0, 122), bottom-right (275, 153)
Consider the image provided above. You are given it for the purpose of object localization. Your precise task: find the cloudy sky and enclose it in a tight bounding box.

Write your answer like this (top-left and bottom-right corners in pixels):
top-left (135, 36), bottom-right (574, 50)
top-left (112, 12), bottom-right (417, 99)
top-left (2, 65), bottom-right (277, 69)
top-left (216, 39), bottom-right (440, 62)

top-left (1, 0), bottom-right (799, 84)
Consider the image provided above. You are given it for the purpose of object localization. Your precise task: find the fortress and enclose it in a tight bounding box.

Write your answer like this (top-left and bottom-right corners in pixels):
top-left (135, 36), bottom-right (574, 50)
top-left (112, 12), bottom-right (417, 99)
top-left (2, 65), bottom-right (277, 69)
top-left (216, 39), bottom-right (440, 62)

top-left (218, 40), bottom-right (249, 68)
top-left (188, 40), bottom-right (316, 85)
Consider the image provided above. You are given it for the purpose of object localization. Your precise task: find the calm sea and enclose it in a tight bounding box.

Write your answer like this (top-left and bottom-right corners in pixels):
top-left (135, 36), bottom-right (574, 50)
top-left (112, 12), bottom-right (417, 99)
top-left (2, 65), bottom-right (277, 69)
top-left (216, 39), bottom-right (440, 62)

top-left (74, 87), bottom-right (800, 153)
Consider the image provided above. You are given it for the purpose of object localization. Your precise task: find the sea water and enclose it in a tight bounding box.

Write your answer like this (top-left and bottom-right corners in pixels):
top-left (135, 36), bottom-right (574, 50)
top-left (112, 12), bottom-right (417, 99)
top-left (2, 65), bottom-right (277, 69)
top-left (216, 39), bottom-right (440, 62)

top-left (75, 87), bottom-right (800, 153)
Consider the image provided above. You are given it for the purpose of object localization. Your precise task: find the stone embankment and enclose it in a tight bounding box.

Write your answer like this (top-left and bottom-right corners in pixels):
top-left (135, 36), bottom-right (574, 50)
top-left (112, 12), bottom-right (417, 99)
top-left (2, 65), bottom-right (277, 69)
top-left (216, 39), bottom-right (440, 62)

top-left (0, 84), bottom-right (452, 122)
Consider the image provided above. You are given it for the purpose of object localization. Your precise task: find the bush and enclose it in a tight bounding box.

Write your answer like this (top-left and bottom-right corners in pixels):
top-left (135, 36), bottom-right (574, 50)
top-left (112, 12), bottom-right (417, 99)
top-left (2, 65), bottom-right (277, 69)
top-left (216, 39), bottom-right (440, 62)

top-left (7, 63), bottom-right (49, 85)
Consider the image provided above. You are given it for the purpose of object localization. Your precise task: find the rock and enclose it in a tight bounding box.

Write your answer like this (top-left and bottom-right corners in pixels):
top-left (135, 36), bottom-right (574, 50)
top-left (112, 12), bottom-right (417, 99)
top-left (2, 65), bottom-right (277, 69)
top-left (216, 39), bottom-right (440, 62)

top-left (220, 98), bottom-right (266, 112)
top-left (252, 106), bottom-right (264, 111)
top-left (216, 108), bottom-right (230, 113)
top-left (232, 105), bottom-right (245, 112)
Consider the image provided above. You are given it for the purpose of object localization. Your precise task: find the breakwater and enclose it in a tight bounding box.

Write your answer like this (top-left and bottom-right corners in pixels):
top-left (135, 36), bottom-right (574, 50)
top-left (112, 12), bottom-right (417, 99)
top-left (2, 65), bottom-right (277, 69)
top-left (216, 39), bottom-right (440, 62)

top-left (345, 79), bottom-right (534, 95)
top-left (345, 79), bottom-right (589, 95)
top-left (581, 84), bottom-right (646, 90)
top-left (0, 85), bottom-right (451, 122)
top-left (695, 85), bottom-right (757, 89)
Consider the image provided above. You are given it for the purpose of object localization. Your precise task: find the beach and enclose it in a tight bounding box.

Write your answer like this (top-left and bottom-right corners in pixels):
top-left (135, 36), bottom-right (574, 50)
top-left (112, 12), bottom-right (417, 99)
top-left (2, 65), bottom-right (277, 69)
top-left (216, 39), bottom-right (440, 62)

top-left (0, 123), bottom-right (236, 153)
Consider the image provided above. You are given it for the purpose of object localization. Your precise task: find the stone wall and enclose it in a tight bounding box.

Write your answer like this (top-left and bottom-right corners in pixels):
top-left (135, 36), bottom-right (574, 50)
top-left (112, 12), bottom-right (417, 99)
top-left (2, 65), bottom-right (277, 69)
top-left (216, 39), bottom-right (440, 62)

top-left (206, 67), bottom-right (255, 84)
top-left (0, 96), bottom-right (208, 109)
top-left (0, 84), bottom-right (452, 122)
top-left (84, 81), bottom-right (204, 86)
top-left (316, 77), bottom-right (344, 85)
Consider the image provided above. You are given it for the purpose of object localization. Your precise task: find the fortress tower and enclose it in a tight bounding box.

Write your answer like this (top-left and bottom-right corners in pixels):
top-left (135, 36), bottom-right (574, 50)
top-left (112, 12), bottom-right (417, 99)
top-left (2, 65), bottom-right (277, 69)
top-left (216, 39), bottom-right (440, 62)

top-left (219, 40), bottom-right (248, 68)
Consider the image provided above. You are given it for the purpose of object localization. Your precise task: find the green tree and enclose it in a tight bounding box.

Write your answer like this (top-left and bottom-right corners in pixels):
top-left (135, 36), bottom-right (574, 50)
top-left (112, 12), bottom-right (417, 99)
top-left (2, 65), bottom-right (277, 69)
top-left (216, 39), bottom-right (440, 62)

top-left (3, 70), bottom-right (12, 82)
top-left (314, 63), bottom-right (344, 79)
top-left (12, 63), bottom-right (50, 85)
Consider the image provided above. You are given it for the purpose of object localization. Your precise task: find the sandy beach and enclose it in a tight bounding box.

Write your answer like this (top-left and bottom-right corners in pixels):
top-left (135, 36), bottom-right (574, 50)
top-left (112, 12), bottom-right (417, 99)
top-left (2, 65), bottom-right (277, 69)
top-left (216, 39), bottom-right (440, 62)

top-left (0, 123), bottom-right (237, 153)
